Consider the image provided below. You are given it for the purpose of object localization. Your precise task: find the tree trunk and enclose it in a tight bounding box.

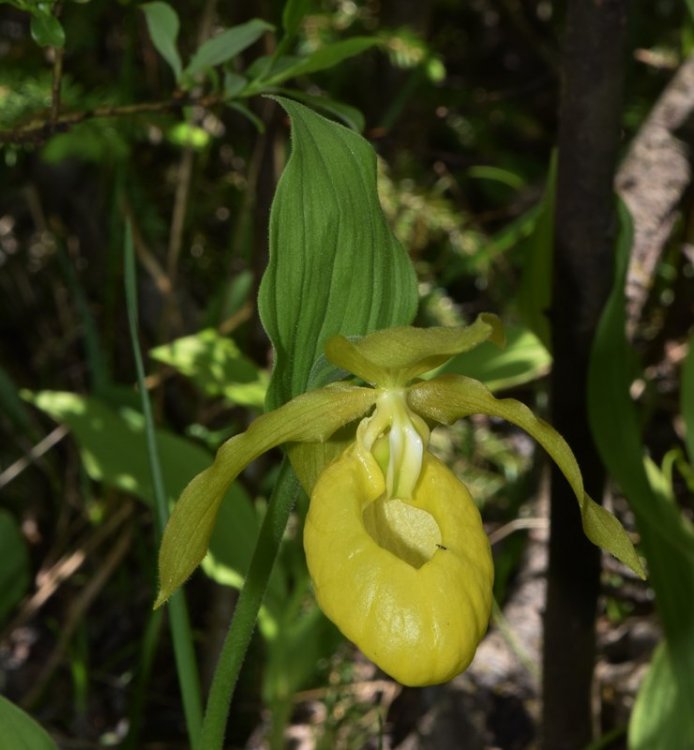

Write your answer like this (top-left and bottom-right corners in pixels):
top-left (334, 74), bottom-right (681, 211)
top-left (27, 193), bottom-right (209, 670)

top-left (543, 2), bottom-right (630, 749)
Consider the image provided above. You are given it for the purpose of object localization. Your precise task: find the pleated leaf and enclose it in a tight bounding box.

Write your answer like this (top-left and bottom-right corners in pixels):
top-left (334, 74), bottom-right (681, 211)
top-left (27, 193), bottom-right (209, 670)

top-left (258, 97), bottom-right (417, 409)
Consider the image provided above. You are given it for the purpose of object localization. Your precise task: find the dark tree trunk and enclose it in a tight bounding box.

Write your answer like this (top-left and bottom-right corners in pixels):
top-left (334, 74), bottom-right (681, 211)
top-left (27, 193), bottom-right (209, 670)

top-left (543, 2), bottom-right (630, 749)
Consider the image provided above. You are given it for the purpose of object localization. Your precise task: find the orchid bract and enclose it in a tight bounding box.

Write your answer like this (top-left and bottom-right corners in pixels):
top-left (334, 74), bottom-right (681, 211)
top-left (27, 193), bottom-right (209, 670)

top-left (155, 313), bottom-right (645, 686)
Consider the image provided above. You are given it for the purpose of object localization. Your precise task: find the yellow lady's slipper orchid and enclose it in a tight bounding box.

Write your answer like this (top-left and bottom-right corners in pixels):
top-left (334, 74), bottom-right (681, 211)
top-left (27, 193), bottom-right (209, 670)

top-left (155, 314), bottom-right (645, 686)
top-left (304, 390), bottom-right (493, 686)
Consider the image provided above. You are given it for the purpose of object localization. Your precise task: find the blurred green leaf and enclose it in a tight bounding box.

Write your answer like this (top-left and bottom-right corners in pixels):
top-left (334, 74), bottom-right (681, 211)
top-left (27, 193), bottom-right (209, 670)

top-left (0, 695), bottom-right (59, 750)
top-left (282, 0), bottom-right (312, 40)
top-left (258, 97), bottom-right (418, 409)
top-left (629, 641), bottom-right (694, 749)
top-left (252, 38), bottom-right (381, 91)
top-left (30, 7), bottom-right (65, 48)
top-left (0, 510), bottom-right (30, 625)
top-left (184, 19), bottom-right (274, 79)
top-left (518, 151), bottom-right (556, 350)
top-left (683, 332), bottom-right (694, 465)
top-left (141, 2), bottom-right (182, 82)
top-left (150, 329), bottom-right (268, 409)
top-left (588, 200), bottom-right (694, 719)
top-left (167, 122), bottom-right (210, 150)
top-left (433, 324), bottom-right (551, 391)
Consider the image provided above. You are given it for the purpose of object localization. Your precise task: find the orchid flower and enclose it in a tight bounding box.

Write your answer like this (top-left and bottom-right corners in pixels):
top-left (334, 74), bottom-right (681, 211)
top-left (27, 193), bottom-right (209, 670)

top-left (155, 314), bottom-right (644, 686)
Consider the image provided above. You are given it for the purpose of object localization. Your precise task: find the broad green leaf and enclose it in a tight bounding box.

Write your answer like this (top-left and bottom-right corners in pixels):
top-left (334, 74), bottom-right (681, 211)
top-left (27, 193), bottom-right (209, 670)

top-left (629, 642), bottom-right (694, 749)
top-left (155, 384), bottom-right (376, 605)
top-left (28, 391), bottom-right (208, 506)
top-left (683, 332), bottom-right (694, 465)
top-left (30, 9), bottom-right (65, 47)
top-left (518, 151), bottom-right (556, 350)
top-left (408, 375), bottom-right (645, 578)
top-left (0, 696), bottom-right (59, 750)
top-left (276, 88), bottom-right (365, 132)
top-left (150, 329), bottom-right (268, 409)
top-left (588, 200), bottom-right (694, 714)
top-left (325, 314), bottom-right (504, 387)
top-left (433, 324), bottom-right (551, 391)
top-left (258, 97), bottom-right (417, 409)
top-left (184, 19), bottom-right (274, 79)
top-left (141, 2), bottom-right (182, 82)
top-left (28, 391), bottom-right (262, 596)
top-left (254, 37), bottom-right (381, 91)
top-left (0, 510), bottom-right (30, 625)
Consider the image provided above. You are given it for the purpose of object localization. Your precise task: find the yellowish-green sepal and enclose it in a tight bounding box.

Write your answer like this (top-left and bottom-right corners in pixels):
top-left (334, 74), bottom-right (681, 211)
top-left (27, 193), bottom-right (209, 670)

top-left (408, 375), bottom-right (646, 579)
top-left (155, 383), bottom-right (376, 607)
top-left (325, 313), bottom-right (504, 387)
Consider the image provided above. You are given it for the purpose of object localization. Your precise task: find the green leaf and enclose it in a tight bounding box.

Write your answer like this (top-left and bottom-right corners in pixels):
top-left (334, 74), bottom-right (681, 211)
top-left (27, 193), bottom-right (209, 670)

top-left (184, 19), bottom-right (274, 79)
top-left (0, 696), bottom-right (59, 750)
top-left (517, 151), bottom-right (556, 350)
top-left (155, 384), bottom-right (376, 605)
top-left (683, 332), bottom-right (694, 465)
top-left (276, 88), bottom-right (365, 132)
top-left (258, 97), bottom-right (417, 409)
top-left (588, 200), bottom-right (694, 714)
top-left (433, 324), bottom-right (551, 391)
top-left (30, 8), bottom-right (65, 48)
top-left (282, 0), bottom-right (312, 39)
top-left (326, 314), bottom-right (504, 387)
top-left (150, 329), bottom-right (268, 409)
top-left (27, 391), bottom-right (208, 506)
top-left (0, 510), bottom-right (30, 625)
top-left (408, 375), bottom-right (645, 578)
top-left (141, 2), bottom-right (182, 82)
top-left (629, 642), bottom-right (694, 749)
top-left (257, 37), bottom-right (381, 89)
top-left (27, 390), bottom-right (262, 598)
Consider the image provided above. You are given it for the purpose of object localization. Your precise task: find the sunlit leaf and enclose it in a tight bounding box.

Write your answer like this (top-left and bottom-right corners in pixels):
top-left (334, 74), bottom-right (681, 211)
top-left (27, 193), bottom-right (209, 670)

top-left (150, 329), bottom-right (268, 409)
top-left (408, 375), bottom-right (645, 578)
top-left (432, 324), bottom-right (551, 391)
top-left (141, 2), bottom-right (182, 81)
top-left (258, 97), bottom-right (417, 409)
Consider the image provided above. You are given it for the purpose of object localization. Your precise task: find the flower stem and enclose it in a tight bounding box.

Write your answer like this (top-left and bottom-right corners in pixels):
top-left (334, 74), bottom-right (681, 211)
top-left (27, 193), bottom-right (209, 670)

top-left (201, 459), bottom-right (299, 750)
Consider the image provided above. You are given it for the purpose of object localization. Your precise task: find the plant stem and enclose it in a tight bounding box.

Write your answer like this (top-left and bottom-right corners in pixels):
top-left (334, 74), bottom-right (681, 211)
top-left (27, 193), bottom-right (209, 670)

top-left (124, 223), bottom-right (204, 749)
top-left (201, 459), bottom-right (298, 750)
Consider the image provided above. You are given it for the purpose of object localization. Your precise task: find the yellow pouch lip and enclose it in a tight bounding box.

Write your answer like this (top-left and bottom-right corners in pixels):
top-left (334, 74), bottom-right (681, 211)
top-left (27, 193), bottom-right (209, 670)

top-left (304, 445), bottom-right (493, 686)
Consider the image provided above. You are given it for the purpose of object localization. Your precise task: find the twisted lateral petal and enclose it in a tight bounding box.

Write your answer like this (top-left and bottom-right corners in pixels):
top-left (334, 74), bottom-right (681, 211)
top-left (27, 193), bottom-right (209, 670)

top-left (304, 446), bottom-right (493, 686)
top-left (155, 384), bottom-right (376, 607)
top-left (325, 313), bottom-right (504, 387)
top-left (408, 375), bottom-right (646, 579)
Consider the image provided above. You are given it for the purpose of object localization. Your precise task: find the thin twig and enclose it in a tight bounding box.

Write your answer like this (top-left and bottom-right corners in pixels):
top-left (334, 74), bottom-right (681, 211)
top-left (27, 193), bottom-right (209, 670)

top-left (0, 424), bottom-right (69, 490)
top-left (21, 523), bottom-right (133, 709)
top-left (488, 517), bottom-right (548, 546)
top-left (2, 501), bottom-right (134, 638)
top-left (0, 93), bottom-right (225, 146)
